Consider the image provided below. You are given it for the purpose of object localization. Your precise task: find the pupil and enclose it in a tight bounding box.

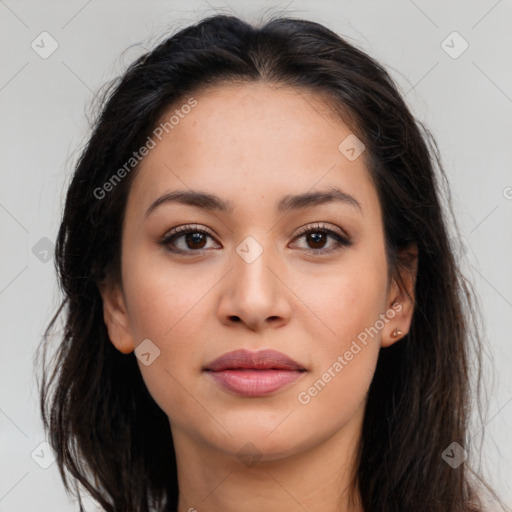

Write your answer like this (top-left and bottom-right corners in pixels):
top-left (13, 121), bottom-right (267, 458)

top-left (188, 233), bottom-right (206, 249)
top-left (309, 233), bottom-right (325, 248)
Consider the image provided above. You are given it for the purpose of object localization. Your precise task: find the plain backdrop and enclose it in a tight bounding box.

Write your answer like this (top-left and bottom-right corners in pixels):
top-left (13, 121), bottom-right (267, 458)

top-left (1, 1), bottom-right (511, 510)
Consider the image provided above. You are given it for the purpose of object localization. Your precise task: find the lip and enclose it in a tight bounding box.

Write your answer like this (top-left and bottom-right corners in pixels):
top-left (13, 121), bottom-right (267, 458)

top-left (203, 349), bottom-right (306, 397)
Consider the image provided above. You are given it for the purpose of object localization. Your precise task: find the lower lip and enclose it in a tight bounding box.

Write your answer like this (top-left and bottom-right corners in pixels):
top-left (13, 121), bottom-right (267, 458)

top-left (206, 369), bottom-right (305, 397)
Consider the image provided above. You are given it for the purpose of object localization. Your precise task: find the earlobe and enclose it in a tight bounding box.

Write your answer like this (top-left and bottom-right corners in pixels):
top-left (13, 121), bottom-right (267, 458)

top-left (98, 279), bottom-right (135, 354)
top-left (382, 243), bottom-right (418, 348)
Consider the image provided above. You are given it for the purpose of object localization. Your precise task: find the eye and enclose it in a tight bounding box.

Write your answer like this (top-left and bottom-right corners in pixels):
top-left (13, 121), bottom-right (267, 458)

top-left (291, 223), bottom-right (352, 254)
top-left (160, 224), bottom-right (219, 254)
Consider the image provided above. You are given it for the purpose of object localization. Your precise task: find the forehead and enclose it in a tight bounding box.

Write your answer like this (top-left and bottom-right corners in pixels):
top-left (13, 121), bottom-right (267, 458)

top-left (127, 82), bottom-right (379, 220)
top-left (156, 82), bottom-right (357, 164)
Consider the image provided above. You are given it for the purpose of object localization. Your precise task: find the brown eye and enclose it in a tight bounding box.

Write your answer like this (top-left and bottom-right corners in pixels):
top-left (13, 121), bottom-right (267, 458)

top-left (160, 225), bottom-right (219, 254)
top-left (305, 231), bottom-right (329, 250)
top-left (292, 223), bottom-right (352, 254)
top-left (182, 232), bottom-right (208, 250)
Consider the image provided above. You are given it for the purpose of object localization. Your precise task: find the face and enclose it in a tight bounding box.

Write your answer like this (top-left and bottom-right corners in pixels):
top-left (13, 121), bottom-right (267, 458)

top-left (100, 82), bottom-right (416, 463)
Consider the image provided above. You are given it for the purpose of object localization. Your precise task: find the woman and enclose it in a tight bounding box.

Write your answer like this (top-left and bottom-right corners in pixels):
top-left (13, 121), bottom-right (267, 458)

top-left (37, 13), bottom-right (506, 512)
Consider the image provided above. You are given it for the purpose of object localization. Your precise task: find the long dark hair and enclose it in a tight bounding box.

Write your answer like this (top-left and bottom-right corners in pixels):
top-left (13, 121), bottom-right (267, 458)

top-left (37, 13), bottom-right (505, 512)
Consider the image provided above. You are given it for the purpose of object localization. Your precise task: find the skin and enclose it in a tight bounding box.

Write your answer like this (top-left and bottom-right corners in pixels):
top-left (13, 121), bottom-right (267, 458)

top-left (100, 82), bottom-right (417, 512)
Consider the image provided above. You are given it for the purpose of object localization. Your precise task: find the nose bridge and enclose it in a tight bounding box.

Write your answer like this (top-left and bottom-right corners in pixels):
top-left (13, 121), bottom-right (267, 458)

top-left (219, 232), bottom-right (291, 329)
top-left (233, 233), bottom-right (278, 298)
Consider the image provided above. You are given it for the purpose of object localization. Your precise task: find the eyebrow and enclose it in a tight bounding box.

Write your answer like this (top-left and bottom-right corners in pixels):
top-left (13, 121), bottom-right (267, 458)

top-left (145, 186), bottom-right (362, 218)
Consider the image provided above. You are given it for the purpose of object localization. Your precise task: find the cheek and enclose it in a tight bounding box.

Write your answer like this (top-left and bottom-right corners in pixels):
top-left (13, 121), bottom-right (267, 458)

top-left (293, 249), bottom-right (388, 402)
top-left (294, 250), bottom-right (388, 352)
top-left (121, 239), bottom-right (218, 342)
top-left (120, 246), bottom-right (222, 411)
top-left (294, 281), bottom-right (385, 433)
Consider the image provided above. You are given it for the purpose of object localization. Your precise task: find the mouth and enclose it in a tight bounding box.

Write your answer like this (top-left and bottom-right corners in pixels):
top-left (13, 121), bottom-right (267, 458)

top-left (203, 349), bottom-right (307, 397)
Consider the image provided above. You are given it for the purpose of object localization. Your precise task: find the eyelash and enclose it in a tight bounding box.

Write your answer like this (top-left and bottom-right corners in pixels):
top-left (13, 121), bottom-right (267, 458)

top-left (160, 223), bottom-right (352, 256)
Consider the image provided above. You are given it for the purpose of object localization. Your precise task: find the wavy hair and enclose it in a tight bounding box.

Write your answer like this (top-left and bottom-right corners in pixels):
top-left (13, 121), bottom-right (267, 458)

top-left (37, 13), bottom-right (504, 512)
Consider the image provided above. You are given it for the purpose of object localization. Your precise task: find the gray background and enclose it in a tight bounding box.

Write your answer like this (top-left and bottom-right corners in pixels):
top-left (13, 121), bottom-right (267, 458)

top-left (1, 0), bottom-right (511, 510)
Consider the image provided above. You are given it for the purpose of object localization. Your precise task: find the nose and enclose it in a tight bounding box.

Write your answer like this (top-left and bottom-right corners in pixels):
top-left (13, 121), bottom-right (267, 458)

top-left (217, 238), bottom-right (292, 332)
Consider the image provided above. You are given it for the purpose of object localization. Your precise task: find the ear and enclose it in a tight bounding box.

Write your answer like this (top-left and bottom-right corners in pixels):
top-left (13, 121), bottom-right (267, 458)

top-left (381, 243), bottom-right (418, 348)
top-left (97, 278), bottom-right (135, 354)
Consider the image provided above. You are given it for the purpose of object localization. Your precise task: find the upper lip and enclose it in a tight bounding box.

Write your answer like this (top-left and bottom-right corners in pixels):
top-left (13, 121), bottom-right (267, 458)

top-left (203, 349), bottom-right (305, 371)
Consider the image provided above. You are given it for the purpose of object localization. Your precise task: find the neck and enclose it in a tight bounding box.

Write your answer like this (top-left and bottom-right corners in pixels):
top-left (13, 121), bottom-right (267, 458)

top-left (171, 407), bottom-right (365, 512)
